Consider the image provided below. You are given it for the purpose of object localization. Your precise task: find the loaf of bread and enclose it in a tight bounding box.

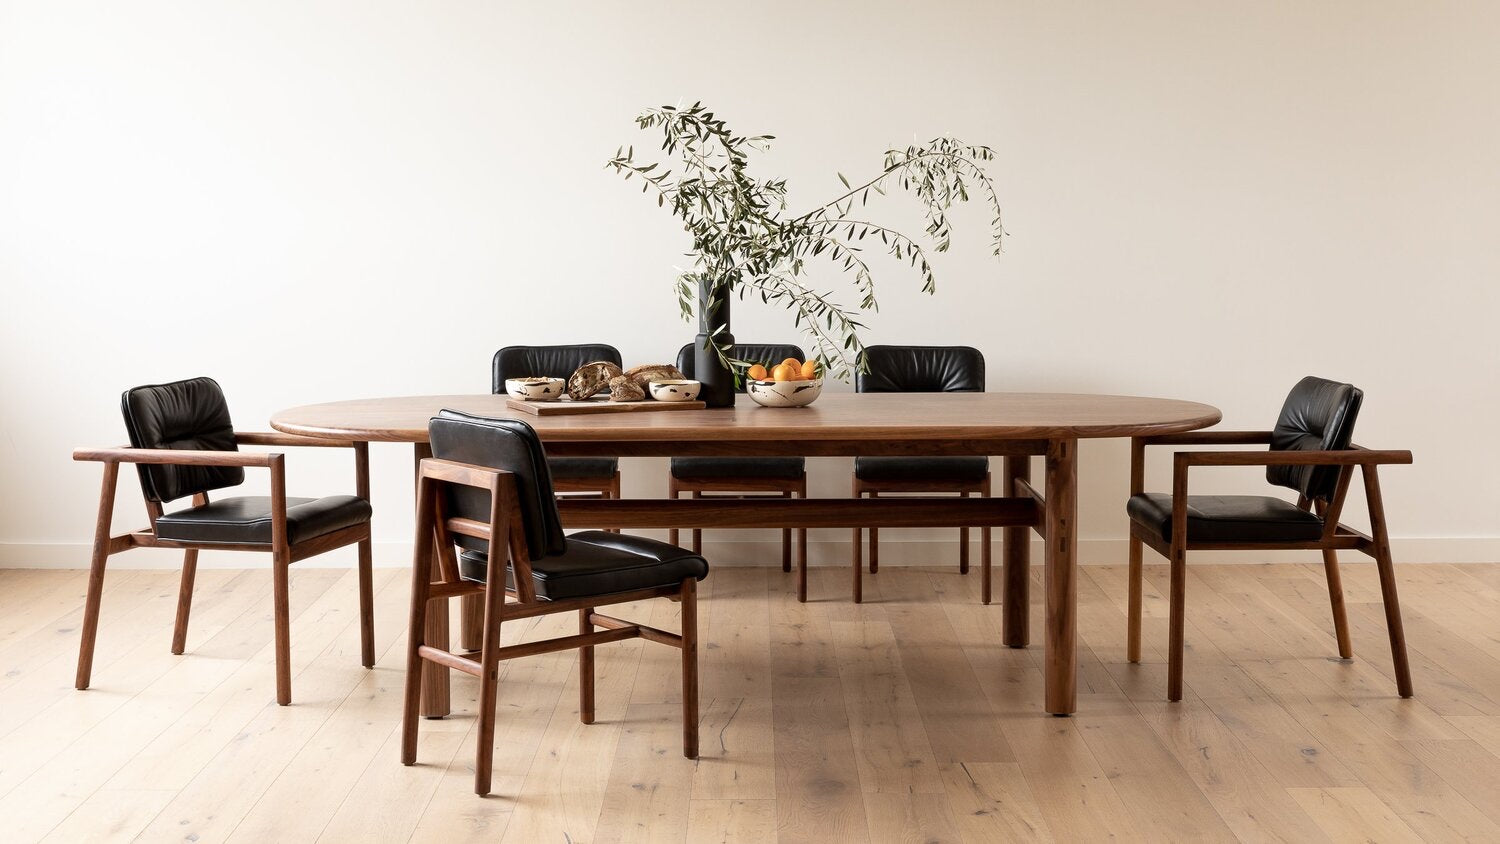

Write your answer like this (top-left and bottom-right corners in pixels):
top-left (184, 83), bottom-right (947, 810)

top-left (624, 363), bottom-right (686, 387)
top-left (607, 375), bottom-right (646, 402)
top-left (567, 361), bottom-right (625, 400)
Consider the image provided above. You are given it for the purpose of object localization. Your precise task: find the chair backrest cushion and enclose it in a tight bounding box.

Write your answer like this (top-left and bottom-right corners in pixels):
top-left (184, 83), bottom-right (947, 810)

top-left (492, 344), bottom-right (623, 393)
top-left (676, 342), bottom-right (807, 392)
top-left (428, 409), bottom-right (567, 560)
top-left (855, 345), bottom-right (985, 393)
top-left (121, 376), bottom-right (245, 503)
top-left (1268, 376), bottom-right (1364, 501)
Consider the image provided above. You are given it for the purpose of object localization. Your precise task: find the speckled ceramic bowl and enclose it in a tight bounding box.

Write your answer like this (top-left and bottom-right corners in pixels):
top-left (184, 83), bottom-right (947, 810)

top-left (648, 379), bottom-right (702, 402)
top-left (746, 377), bottom-right (823, 408)
top-left (504, 377), bottom-right (565, 401)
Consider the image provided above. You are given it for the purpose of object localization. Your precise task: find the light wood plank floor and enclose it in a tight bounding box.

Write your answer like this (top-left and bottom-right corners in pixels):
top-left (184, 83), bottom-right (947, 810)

top-left (0, 561), bottom-right (1497, 842)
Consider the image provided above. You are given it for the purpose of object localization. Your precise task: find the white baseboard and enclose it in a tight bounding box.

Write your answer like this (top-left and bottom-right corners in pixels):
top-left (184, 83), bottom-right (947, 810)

top-left (2, 536), bottom-right (1496, 569)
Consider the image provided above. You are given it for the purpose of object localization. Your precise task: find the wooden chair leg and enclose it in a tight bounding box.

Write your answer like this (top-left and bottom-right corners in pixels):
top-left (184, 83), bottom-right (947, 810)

top-left (690, 491), bottom-right (702, 554)
top-left (1002, 456), bottom-right (1030, 646)
top-left (1167, 544), bottom-right (1187, 702)
top-left (76, 462), bottom-right (119, 691)
top-left (171, 549), bottom-right (199, 655)
top-left (1321, 548), bottom-right (1354, 660)
top-left (959, 491), bottom-right (971, 575)
top-left (606, 471), bottom-right (622, 534)
top-left (667, 480), bottom-right (679, 548)
top-left (580, 607), bottom-right (595, 724)
top-left (357, 537), bottom-right (375, 668)
top-left (796, 479), bottom-right (808, 603)
top-left (981, 475), bottom-right (993, 604)
top-left (1363, 464), bottom-right (1413, 698)
top-left (869, 490), bottom-right (879, 574)
top-left (851, 480), bottom-right (863, 604)
top-left (474, 574), bottom-right (507, 796)
top-left (680, 577), bottom-right (699, 759)
top-left (400, 515), bottom-right (436, 766)
top-left (272, 551), bottom-right (293, 706)
top-left (1127, 534), bottom-right (1143, 664)
top-left (781, 491), bottom-right (793, 573)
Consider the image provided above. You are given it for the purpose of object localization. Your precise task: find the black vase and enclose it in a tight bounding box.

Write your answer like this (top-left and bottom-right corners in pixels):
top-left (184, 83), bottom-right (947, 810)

top-left (694, 277), bottom-right (736, 408)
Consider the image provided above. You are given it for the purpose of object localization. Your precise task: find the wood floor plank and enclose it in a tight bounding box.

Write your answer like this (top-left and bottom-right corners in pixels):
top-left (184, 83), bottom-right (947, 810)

top-left (831, 619), bottom-right (943, 794)
top-left (1287, 786), bottom-right (1423, 843)
top-left (936, 762), bottom-right (1053, 842)
top-left (685, 798), bottom-right (776, 841)
top-left (772, 675), bottom-right (869, 843)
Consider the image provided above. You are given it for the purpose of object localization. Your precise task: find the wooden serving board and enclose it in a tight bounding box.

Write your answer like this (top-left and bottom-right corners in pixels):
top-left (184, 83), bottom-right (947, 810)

top-left (506, 397), bottom-right (708, 416)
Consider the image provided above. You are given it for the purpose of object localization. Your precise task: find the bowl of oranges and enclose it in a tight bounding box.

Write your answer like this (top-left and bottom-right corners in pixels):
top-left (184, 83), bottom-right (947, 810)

top-left (744, 357), bottom-right (823, 408)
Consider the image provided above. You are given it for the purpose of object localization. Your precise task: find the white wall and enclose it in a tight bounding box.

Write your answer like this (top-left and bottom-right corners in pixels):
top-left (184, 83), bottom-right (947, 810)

top-left (2, 1), bottom-right (1497, 568)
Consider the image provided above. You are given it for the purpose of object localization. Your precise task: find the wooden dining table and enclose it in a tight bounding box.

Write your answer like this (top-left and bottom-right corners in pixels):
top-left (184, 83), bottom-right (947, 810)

top-left (271, 392), bottom-right (1220, 716)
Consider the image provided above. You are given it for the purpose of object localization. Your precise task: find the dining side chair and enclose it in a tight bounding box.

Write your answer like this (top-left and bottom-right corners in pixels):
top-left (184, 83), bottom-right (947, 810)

top-left (1125, 375), bottom-right (1414, 702)
top-left (671, 342), bottom-right (810, 599)
top-left (851, 345), bottom-right (992, 603)
top-left (72, 376), bottom-right (375, 706)
top-left (402, 410), bottom-right (709, 796)
top-left (492, 344), bottom-right (623, 516)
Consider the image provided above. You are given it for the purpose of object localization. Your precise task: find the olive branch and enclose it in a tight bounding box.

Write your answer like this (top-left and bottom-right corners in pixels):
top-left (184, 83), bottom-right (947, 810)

top-left (607, 102), bottom-right (1004, 378)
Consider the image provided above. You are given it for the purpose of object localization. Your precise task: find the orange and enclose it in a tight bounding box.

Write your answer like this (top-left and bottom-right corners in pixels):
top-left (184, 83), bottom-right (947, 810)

top-left (747, 363), bottom-right (769, 381)
top-left (780, 357), bottom-right (801, 370)
top-left (799, 359), bottom-right (818, 380)
top-left (771, 363), bottom-right (796, 382)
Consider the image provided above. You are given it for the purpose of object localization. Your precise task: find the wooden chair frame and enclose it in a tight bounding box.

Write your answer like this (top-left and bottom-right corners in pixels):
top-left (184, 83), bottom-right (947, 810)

top-left (668, 473), bottom-right (809, 599)
top-left (851, 473), bottom-right (994, 604)
top-left (401, 457), bottom-right (699, 796)
top-left (1126, 431), bottom-right (1414, 702)
top-left (72, 432), bottom-right (374, 706)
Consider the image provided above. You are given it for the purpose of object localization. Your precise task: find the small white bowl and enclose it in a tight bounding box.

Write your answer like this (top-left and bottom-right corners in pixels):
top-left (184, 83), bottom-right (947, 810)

top-left (505, 377), bottom-right (565, 401)
top-left (747, 377), bottom-right (823, 408)
top-left (649, 379), bottom-right (702, 402)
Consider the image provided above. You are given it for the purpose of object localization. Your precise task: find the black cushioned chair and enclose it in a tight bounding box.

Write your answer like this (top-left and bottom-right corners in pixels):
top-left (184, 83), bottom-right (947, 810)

top-left (1126, 376), bottom-right (1414, 702)
top-left (73, 377), bottom-right (374, 706)
top-left (671, 343), bottom-right (810, 598)
top-left (492, 344), bottom-right (623, 505)
top-left (851, 345), bottom-right (992, 603)
top-left (402, 410), bottom-right (708, 796)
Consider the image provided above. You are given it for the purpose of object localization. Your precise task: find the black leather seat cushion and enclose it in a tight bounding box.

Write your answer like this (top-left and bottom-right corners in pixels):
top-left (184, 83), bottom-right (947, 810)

top-left (855, 456), bottom-right (989, 484)
top-left (547, 456), bottom-right (618, 480)
top-left (458, 530), bottom-right (709, 601)
top-left (121, 376), bottom-right (246, 503)
top-left (1126, 493), bottom-right (1324, 544)
top-left (671, 456), bottom-right (805, 481)
top-left (155, 495), bottom-right (371, 545)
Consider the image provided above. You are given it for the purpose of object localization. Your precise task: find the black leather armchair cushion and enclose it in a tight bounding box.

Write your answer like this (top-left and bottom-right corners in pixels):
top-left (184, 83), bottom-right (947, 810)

top-left (121, 377), bottom-right (246, 503)
top-left (547, 457), bottom-right (619, 480)
top-left (855, 456), bottom-right (988, 484)
top-left (154, 495), bottom-right (371, 545)
top-left (458, 530), bottom-right (709, 601)
top-left (1126, 493), bottom-right (1324, 544)
top-left (670, 456), bottom-right (805, 480)
top-left (1268, 376), bottom-right (1363, 502)
top-left (855, 345), bottom-right (984, 394)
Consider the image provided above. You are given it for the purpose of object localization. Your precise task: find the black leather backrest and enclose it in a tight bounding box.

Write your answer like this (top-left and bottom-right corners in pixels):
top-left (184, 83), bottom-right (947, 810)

top-left (676, 342), bottom-right (807, 392)
top-left (855, 345), bottom-right (985, 393)
top-left (492, 344), bottom-right (622, 393)
top-left (428, 409), bottom-right (567, 560)
top-left (121, 377), bottom-right (244, 504)
top-left (1268, 376), bottom-right (1363, 501)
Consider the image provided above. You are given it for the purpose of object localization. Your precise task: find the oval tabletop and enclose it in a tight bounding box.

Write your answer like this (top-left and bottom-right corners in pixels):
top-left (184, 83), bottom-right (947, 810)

top-left (270, 393), bottom-right (1221, 443)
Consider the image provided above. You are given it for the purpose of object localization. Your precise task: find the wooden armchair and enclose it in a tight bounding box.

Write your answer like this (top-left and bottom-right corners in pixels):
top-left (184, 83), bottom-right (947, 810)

top-left (73, 377), bottom-right (374, 705)
top-left (1125, 376), bottom-right (1413, 702)
top-left (402, 410), bottom-right (707, 796)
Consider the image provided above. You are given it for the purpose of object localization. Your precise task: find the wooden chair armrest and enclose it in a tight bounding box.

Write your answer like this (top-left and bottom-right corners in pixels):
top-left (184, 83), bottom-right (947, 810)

top-left (236, 431), bottom-right (356, 448)
top-left (1138, 431), bottom-right (1274, 446)
top-left (1176, 447), bottom-right (1411, 468)
top-left (73, 446), bottom-right (275, 467)
top-left (420, 457), bottom-right (514, 489)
